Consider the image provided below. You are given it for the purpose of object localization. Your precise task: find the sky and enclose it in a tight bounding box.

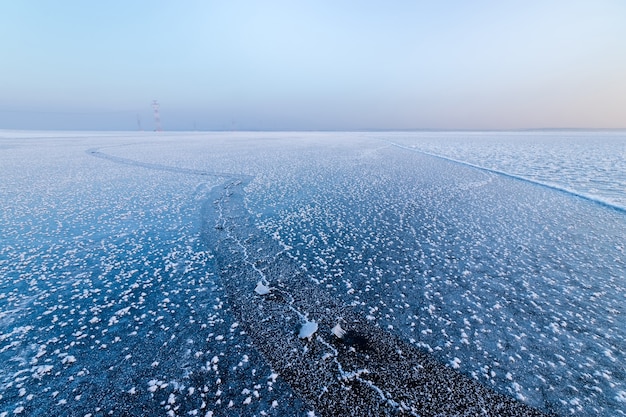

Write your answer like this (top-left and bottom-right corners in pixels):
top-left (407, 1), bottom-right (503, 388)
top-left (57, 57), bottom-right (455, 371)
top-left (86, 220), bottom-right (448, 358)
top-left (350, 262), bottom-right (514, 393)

top-left (1, 0), bottom-right (625, 131)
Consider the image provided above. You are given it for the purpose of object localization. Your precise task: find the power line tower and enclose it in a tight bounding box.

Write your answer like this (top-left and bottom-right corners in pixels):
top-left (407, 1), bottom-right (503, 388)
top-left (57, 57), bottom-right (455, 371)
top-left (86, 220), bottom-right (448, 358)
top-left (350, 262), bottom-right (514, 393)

top-left (152, 100), bottom-right (162, 131)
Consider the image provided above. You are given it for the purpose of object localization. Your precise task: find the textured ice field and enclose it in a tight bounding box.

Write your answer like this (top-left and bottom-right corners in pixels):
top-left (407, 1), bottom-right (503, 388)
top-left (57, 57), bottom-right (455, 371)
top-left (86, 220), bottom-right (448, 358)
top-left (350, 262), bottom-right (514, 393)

top-left (383, 131), bottom-right (626, 210)
top-left (0, 131), bottom-right (624, 416)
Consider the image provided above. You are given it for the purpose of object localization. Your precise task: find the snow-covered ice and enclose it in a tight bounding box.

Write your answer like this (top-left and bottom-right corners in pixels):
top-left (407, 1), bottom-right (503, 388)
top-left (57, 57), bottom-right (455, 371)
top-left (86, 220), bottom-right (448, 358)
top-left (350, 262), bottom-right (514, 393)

top-left (1, 130), bottom-right (624, 416)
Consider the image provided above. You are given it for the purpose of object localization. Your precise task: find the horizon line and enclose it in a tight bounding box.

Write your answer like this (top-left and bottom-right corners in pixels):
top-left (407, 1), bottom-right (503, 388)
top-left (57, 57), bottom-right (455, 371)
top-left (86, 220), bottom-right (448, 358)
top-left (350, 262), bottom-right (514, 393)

top-left (2, 127), bottom-right (626, 134)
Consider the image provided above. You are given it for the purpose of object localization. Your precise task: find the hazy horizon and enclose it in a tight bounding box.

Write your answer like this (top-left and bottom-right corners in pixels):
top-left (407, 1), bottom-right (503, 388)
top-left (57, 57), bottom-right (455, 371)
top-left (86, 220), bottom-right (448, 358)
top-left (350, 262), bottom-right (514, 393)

top-left (3, 127), bottom-right (626, 134)
top-left (2, 1), bottom-right (625, 131)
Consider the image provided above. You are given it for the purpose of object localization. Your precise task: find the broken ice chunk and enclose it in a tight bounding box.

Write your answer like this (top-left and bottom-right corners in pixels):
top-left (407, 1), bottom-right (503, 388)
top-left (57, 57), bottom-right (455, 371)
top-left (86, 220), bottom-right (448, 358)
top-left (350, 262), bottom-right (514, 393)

top-left (298, 321), bottom-right (318, 340)
top-left (254, 282), bottom-right (271, 295)
top-left (331, 323), bottom-right (346, 339)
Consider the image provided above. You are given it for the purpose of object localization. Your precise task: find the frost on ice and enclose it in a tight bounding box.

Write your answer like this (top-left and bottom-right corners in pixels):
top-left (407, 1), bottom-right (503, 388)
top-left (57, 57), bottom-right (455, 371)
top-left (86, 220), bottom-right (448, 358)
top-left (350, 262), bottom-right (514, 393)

top-left (1, 130), bottom-right (625, 417)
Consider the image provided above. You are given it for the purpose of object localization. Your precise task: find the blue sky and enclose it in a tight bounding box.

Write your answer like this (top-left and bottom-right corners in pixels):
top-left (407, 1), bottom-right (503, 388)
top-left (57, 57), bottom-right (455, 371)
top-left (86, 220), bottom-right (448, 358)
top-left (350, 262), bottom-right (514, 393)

top-left (1, 1), bottom-right (625, 130)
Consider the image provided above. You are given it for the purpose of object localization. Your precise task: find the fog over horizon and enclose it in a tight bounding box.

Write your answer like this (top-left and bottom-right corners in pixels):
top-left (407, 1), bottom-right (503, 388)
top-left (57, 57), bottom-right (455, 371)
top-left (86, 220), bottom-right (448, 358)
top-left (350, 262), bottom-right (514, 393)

top-left (2, 1), bottom-right (625, 131)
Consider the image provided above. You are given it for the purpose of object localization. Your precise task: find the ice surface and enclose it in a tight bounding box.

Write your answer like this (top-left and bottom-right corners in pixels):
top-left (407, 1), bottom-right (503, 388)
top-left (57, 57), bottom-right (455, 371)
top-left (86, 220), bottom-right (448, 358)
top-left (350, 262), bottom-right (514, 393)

top-left (203, 177), bottom-right (545, 415)
top-left (1, 130), bottom-right (624, 416)
top-left (380, 130), bottom-right (626, 211)
top-left (0, 132), bottom-right (307, 416)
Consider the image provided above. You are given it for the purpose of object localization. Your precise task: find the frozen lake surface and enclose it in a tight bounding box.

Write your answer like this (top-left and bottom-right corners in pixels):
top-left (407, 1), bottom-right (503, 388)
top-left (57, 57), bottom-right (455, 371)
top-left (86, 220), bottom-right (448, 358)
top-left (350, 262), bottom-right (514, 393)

top-left (1, 131), bottom-right (624, 416)
top-left (386, 131), bottom-right (626, 211)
